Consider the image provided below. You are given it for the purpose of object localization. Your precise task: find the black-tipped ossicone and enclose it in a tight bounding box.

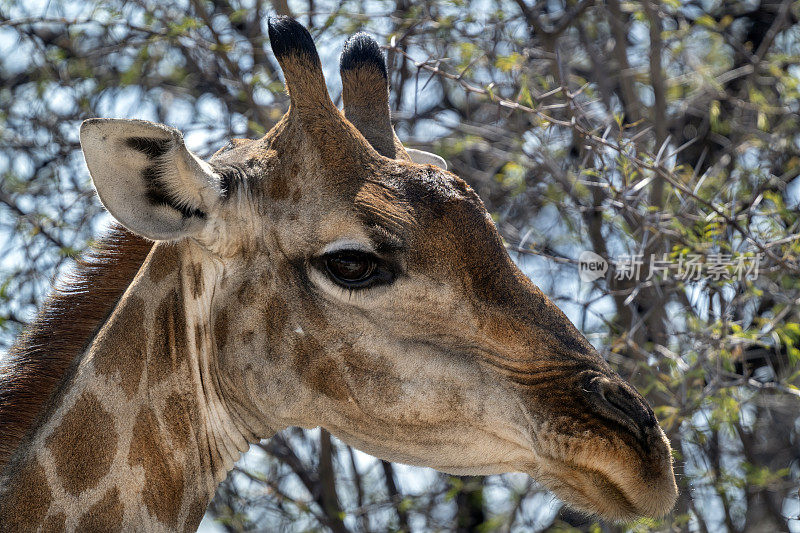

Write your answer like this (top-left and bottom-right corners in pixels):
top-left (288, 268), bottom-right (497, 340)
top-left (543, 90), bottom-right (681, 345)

top-left (340, 32), bottom-right (387, 79)
top-left (267, 15), bottom-right (319, 61)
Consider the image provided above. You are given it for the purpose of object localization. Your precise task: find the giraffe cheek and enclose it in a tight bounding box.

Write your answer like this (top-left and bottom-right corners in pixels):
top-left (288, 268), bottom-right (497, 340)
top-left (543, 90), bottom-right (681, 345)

top-left (292, 336), bottom-right (351, 402)
top-left (263, 295), bottom-right (290, 360)
top-left (339, 346), bottom-right (403, 409)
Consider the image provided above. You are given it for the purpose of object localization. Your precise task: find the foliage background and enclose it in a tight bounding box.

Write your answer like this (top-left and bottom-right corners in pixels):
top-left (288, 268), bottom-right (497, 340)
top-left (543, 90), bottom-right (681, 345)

top-left (1, 0), bottom-right (800, 531)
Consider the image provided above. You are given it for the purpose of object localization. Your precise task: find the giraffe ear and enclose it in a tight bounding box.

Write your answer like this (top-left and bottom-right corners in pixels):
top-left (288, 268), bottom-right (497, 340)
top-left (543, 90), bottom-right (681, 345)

top-left (406, 148), bottom-right (447, 170)
top-left (80, 118), bottom-right (223, 241)
top-left (339, 33), bottom-right (447, 170)
top-left (340, 32), bottom-right (409, 160)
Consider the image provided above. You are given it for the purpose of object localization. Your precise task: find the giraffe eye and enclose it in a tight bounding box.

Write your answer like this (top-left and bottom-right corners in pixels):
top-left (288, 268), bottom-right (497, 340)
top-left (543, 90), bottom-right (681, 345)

top-left (326, 252), bottom-right (374, 281)
top-left (318, 250), bottom-right (393, 289)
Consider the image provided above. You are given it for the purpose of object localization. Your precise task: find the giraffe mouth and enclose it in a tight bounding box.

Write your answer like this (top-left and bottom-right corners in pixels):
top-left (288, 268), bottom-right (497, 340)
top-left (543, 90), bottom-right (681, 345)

top-left (535, 460), bottom-right (639, 521)
top-left (530, 448), bottom-right (678, 522)
top-left (420, 419), bottom-right (677, 521)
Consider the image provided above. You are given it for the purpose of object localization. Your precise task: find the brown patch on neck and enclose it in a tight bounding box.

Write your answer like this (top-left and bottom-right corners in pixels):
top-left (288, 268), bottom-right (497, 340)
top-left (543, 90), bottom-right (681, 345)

top-left (0, 225), bottom-right (152, 470)
top-left (189, 263), bottom-right (204, 298)
top-left (149, 288), bottom-right (189, 383)
top-left (162, 391), bottom-right (197, 448)
top-left (128, 406), bottom-right (186, 529)
top-left (184, 498), bottom-right (208, 533)
top-left (149, 243), bottom-right (180, 283)
top-left (42, 511), bottom-right (67, 532)
top-left (46, 391), bottom-right (117, 496)
top-left (77, 485), bottom-right (124, 530)
top-left (94, 295), bottom-right (146, 399)
top-left (0, 460), bottom-right (51, 529)
top-left (213, 309), bottom-right (228, 354)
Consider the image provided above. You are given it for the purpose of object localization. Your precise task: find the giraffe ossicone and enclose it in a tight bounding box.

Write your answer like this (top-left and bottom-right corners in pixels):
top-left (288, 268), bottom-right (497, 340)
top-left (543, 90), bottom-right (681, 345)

top-left (0, 16), bottom-right (677, 531)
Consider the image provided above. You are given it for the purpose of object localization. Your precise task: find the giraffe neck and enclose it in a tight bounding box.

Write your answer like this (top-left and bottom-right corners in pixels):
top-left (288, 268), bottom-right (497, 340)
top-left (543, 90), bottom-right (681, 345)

top-left (0, 241), bottom-right (253, 531)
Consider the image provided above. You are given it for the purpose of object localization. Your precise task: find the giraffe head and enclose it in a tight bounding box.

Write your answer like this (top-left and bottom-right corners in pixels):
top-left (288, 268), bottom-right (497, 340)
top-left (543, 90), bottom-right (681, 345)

top-left (79, 17), bottom-right (677, 521)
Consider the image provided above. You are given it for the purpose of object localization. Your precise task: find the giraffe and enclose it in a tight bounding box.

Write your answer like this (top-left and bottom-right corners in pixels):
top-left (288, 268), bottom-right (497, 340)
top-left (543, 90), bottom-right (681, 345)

top-left (0, 17), bottom-right (678, 531)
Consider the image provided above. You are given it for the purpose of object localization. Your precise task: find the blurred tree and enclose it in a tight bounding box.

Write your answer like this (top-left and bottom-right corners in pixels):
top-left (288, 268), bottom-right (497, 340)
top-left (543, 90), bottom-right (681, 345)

top-left (1, 0), bottom-right (800, 531)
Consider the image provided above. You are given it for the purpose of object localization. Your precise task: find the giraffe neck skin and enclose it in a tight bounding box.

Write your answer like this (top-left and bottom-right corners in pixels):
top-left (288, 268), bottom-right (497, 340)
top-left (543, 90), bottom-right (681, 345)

top-left (0, 241), bottom-right (262, 532)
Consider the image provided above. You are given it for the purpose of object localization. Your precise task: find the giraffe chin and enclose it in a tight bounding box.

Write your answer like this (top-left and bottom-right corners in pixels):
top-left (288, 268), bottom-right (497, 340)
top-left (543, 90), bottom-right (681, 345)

top-left (529, 450), bottom-right (679, 523)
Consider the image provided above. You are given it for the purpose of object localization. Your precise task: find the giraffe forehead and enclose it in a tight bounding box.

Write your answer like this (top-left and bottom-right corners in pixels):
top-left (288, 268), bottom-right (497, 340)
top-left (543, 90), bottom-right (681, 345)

top-left (204, 131), bottom-right (506, 285)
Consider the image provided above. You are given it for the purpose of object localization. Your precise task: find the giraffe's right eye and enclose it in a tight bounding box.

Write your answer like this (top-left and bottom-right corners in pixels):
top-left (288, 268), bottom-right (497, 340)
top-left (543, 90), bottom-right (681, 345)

top-left (315, 250), bottom-right (394, 290)
top-left (326, 252), bottom-right (375, 282)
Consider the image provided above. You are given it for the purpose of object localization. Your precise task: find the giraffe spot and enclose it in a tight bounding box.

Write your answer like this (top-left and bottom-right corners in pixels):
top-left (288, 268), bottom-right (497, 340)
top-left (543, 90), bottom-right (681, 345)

top-left (264, 296), bottom-right (288, 357)
top-left (273, 248), bottom-right (295, 281)
top-left (128, 406), bottom-right (185, 529)
top-left (47, 391), bottom-right (116, 496)
top-left (149, 289), bottom-right (188, 383)
top-left (267, 169), bottom-right (290, 200)
top-left (261, 268), bottom-right (273, 283)
top-left (213, 309), bottom-right (228, 352)
top-left (148, 244), bottom-right (181, 283)
top-left (194, 323), bottom-right (206, 356)
top-left (0, 461), bottom-right (51, 529)
top-left (300, 298), bottom-right (328, 330)
top-left (42, 511), bottom-right (66, 532)
top-left (293, 336), bottom-right (349, 402)
top-left (162, 392), bottom-right (196, 448)
top-left (340, 346), bottom-right (402, 405)
top-left (76, 486), bottom-right (124, 530)
top-left (184, 497), bottom-right (208, 533)
top-left (236, 279), bottom-right (256, 306)
top-left (95, 295), bottom-right (145, 399)
top-left (190, 263), bottom-right (204, 298)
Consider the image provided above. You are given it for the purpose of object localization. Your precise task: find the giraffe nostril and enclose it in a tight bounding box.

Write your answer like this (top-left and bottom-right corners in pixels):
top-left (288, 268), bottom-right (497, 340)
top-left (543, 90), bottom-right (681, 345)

top-left (586, 375), bottom-right (655, 440)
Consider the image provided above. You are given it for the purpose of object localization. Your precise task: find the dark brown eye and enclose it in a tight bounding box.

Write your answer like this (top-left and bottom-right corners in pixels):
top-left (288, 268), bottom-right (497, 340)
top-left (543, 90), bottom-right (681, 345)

top-left (314, 249), bottom-right (396, 291)
top-left (324, 252), bottom-right (376, 284)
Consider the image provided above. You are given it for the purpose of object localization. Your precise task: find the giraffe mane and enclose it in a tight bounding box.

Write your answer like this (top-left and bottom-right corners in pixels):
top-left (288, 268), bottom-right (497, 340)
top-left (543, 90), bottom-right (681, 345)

top-left (0, 225), bottom-right (152, 470)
